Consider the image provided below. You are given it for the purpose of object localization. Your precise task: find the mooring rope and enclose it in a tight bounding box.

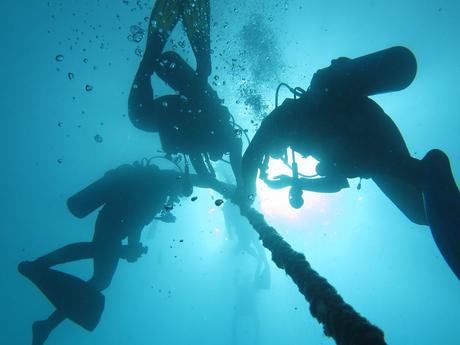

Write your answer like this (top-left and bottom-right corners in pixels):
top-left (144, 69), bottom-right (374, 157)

top-left (240, 206), bottom-right (387, 345)
top-left (190, 175), bottom-right (387, 345)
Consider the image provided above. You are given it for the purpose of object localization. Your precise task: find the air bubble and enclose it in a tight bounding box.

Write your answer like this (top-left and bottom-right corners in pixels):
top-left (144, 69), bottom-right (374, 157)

top-left (94, 134), bottom-right (103, 143)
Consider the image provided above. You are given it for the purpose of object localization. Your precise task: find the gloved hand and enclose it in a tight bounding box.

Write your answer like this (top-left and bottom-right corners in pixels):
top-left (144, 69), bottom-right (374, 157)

top-left (121, 243), bottom-right (148, 263)
top-left (264, 174), bottom-right (293, 189)
top-left (158, 212), bottom-right (176, 223)
top-left (231, 186), bottom-right (256, 209)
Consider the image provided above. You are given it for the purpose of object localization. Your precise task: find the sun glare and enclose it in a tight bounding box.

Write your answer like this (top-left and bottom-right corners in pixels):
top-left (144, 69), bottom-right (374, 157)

top-left (256, 150), bottom-right (327, 221)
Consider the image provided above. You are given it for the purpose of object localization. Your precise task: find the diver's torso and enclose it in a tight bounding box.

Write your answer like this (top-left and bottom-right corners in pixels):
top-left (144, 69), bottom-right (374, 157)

top-left (289, 93), bottom-right (398, 178)
top-left (96, 168), bottom-right (180, 239)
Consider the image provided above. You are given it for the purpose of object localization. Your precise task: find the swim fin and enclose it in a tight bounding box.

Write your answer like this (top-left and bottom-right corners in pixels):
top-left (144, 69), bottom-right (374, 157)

top-left (422, 149), bottom-right (460, 281)
top-left (18, 261), bottom-right (105, 331)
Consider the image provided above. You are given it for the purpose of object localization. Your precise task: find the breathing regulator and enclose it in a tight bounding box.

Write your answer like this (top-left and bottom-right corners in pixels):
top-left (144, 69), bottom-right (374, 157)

top-left (257, 83), bottom-right (308, 209)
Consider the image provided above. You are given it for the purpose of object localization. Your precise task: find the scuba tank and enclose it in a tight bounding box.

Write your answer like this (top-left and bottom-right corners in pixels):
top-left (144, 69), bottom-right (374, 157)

top-left (67, 175), bottom-right (109, 218)
top-left (309, 46), bottom-right (417, 97)
top-left (67, 165), bottom-right (134, 219)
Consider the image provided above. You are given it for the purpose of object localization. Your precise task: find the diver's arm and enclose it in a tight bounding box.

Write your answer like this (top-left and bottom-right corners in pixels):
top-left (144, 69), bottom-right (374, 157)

top-left (264, 174), bottom-right (349, 192)
top-left (297, 175), bottom-right (349, 193)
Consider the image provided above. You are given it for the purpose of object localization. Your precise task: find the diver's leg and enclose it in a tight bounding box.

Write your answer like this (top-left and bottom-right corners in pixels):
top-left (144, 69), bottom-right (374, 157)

top-left (33, 242), bottom-right (95, 268)
top-left (32, 311), bottom-right (65, 345)
top-left (129, 0), bottom-right (180, 130)
top-left (182, 0), bottom-right (211, 83)
top-left (370, 149), bottom-right (427, 225)
top-left (128, 65), bottom-right (173, 132)
top-left (373, 174), bottom-right (427, 225)
top-left (88, 241), bottom-right (121, 291)
top-left (357, 98), bottom-right (427, 224)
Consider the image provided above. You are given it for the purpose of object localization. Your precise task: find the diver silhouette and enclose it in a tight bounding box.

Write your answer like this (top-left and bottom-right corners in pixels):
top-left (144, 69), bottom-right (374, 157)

top-left (18, 162), bottom-right (187, 345)
top-left (144, 0), bottom-right (211, 84)
top-left (231, 268), bottom-right (262, 345)
top-left (129, 1), bottom-right (243, 186)
top-left (240, 46), bottom-right (460, 281)
top-left (130, 52), bottom-right (242, 186)
top-left (222, 200), bottom-right (270, 290)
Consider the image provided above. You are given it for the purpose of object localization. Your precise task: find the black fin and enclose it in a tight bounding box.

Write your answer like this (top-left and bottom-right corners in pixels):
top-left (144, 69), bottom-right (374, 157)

top-left (18, 262), bottom-right (105, 331)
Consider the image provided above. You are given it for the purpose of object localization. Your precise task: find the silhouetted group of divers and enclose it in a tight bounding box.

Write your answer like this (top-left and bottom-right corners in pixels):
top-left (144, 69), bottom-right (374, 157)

top-left (19, 1), bottom-right (459, 344)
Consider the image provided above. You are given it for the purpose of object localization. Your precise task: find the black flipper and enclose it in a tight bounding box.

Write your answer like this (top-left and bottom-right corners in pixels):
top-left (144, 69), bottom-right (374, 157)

top-left (422, 149), bottom-right (460, 280)
top-left (18, 261), bottom-right (105, 331)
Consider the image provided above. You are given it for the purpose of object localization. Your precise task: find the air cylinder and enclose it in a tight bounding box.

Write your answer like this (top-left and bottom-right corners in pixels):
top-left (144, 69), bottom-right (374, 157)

top-left (310, 46), bottom-right (417, 96)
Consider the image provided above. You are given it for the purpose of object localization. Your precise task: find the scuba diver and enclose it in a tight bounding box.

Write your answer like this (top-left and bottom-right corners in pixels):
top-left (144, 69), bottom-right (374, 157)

top-left (231, 267), bottom-right (262, 345)
top-left (239, 46), bottom-right (460, 281)
top-left (130, 1), bottom-right (243, 186)
top-left (222, 199), bottom-right (270, 289)
top-left (144, 0), bottom-right (211, 84)
top-left (18, 160), bottom-right (188, 345)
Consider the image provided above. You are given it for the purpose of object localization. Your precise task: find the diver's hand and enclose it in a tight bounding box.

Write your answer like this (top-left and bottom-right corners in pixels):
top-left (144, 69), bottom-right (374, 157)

top-left (232, 186), bottom-right (256, 209)
top-left (121, 243), bottom-right (148, 262)
top-left (158, 212), bottom-right (176, 223)
top-left (264, 175), bottom-right (293, 189)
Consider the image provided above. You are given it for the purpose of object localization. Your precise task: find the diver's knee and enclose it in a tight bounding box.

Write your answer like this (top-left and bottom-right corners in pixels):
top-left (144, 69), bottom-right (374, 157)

top-left (406, 210), bottom-right (428, 226)
top-left (422, 149), bottom-right (449, 169)
top-left (424, 149), bottom-right (448, 161)
top-left (128, 107), bottom-right (144, 129)
top-left (88, 275), bottom-right (113, 291)
top-left (160, 51), bottom-right (181, 64)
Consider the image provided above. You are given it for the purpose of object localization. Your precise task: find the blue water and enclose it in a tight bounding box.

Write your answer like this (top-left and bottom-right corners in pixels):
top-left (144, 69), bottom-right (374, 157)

top-left (1, 1), bottom-right (459, 344)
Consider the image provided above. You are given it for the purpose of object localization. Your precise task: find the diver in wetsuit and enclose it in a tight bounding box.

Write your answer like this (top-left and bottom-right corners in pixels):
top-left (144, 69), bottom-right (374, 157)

top-left (130, 1), bottom-right (242, 185)
top-left (239, 47), bottom-right (460, 281)
top-left (129, 51), bottom-right (243, 185)
top-left (129, 6), bottom-right (242, 186)
top-left (19, 162), bottom-right (185, 345)
top-left (231, 268), bottom-right (262, 345)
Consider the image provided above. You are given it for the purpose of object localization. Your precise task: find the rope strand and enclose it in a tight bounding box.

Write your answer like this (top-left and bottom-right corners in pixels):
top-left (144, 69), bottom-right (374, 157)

top-left (189, 175), bottom-right (387, 345)
top-left (240, 206), bottom-right (387, 345)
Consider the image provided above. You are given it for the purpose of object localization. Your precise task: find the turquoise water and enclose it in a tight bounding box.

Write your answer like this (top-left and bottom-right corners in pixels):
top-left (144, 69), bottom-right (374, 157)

top-left (1, 1), bottom-right (459, 344)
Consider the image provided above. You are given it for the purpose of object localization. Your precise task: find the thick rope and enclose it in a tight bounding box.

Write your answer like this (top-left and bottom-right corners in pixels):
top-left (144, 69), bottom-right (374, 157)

top-left (189, 175), bottom-right (387, 345)
top-left (239, 206), bottom-right (387, 345)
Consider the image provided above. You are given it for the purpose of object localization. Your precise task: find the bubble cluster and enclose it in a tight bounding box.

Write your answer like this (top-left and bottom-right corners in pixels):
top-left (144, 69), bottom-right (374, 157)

top-left (128, 25), bottom-right (145, 43)
top-left (94, 134), bottom-right (103, 143)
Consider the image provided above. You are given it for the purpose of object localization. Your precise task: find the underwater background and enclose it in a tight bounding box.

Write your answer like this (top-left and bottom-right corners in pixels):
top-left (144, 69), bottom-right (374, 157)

top-left (1, 1), bottom-right (459, 344)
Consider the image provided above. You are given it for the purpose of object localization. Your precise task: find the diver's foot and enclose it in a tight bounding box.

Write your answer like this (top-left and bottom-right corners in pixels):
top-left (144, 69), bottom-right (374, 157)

top-left (18, 260), bottom-right (37, 276)
top-left (32, 321), bottom-right (52, 345)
